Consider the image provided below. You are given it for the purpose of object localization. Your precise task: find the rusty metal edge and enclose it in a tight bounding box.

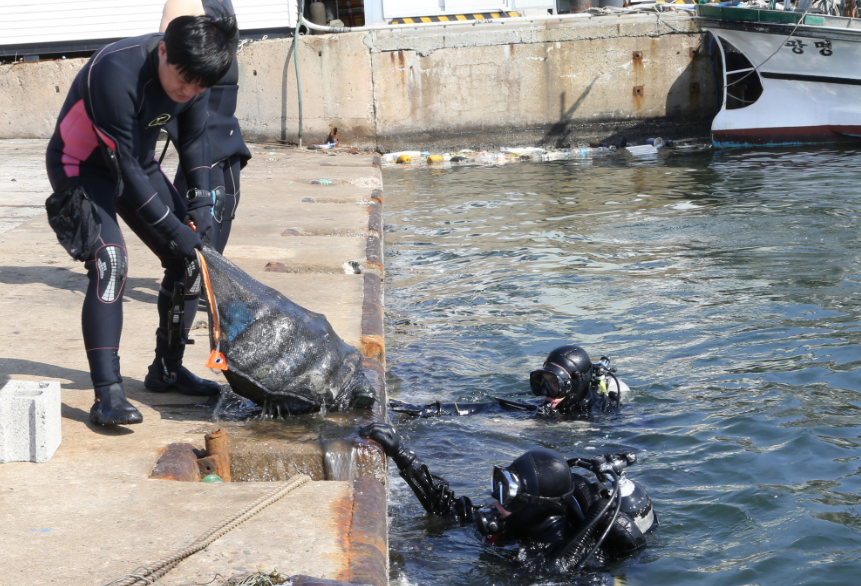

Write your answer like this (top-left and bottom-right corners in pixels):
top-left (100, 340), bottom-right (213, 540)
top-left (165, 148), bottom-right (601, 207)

top-left (340, 477), bottom-right (388, 586)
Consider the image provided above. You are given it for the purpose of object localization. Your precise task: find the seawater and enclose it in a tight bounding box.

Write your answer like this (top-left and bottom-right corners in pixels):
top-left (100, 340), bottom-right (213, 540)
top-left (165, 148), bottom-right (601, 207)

top-left (382, 149), bottom-right (861, 586)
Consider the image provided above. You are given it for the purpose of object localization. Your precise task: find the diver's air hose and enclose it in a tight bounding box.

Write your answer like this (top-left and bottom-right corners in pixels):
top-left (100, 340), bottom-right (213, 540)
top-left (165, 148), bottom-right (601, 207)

top-left (556, 471), bottom-right (621, 566)
top-left (607, 372), bottom-right (622, 408)
top-left (575, 471), bottom-right (623, 569)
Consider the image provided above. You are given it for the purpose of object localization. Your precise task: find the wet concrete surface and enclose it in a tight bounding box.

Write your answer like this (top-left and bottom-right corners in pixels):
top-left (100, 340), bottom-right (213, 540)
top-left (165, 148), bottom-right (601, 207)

top-left (0, 139), bottom-right (387, 585)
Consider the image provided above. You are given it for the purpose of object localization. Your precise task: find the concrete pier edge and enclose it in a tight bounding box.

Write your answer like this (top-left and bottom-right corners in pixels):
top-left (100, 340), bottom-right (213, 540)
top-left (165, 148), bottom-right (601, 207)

top-left (0, 141), bottom-right (390, 585)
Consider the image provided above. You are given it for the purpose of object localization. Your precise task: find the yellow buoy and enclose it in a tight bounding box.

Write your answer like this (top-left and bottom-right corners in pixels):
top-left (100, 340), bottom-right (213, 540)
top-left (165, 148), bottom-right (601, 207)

top-left (427, 154), bottom-right (444, 163)
top-left (396, 154), bottom-right (411, 164)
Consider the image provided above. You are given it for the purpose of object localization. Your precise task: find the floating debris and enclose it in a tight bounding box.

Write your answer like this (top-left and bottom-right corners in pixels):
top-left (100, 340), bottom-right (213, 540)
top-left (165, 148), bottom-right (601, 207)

top-left (380, 140), bottom-right (711, 168)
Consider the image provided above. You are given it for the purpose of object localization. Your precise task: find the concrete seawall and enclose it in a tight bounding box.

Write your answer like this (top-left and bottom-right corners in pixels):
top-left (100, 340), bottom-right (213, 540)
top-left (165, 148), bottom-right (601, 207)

top-left (1, 13), bottom-right (716, 150)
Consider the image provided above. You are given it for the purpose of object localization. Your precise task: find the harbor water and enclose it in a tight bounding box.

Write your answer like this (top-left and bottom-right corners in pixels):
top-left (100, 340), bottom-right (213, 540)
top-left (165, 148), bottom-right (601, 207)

top-left (382, 148), bottom-right (861, 585)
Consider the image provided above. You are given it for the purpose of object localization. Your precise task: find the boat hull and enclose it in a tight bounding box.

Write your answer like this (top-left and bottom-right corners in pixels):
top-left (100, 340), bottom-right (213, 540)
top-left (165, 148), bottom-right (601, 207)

top-left (702, 18), bottom-right (861, 147)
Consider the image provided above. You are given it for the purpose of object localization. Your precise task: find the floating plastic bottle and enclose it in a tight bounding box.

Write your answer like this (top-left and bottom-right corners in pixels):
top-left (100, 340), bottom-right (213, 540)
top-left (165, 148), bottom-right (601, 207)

top-left (569, 147), bottom-right (594, 158)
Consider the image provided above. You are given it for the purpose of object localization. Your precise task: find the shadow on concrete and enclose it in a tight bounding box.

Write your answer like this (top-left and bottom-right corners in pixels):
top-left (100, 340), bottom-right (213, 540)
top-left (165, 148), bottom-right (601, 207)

top-left (0, 358), bottom-right (217, 431)
top-left (0, 358), bottom-right (134, 435)
top-left (0, 265), bottom-right (161, 305)
top-left (540, 77), bottom-right (598, 149)
top-left (0, 358), bottom-right (91, 391)
top-left (533, 48), bottom-right (719, 149)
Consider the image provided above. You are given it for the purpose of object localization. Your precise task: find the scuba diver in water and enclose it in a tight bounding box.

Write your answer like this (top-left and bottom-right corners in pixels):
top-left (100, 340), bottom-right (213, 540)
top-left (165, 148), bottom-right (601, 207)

top-left (360, 422), bottom-right (658, 569)
top-left (391, 344), bottom-right (630, 418)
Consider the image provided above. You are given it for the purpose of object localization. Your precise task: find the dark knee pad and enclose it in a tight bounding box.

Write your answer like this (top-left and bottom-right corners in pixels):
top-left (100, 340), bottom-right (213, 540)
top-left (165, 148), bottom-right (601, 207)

top-left (95, 244), bottom-right (128, 302)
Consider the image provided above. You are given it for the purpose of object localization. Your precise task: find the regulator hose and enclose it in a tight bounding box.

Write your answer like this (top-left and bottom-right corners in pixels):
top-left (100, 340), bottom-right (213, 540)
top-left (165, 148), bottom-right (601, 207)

top-left (556, 469), bottom-right (621, 567)
top-left (575, 470), bottom-right (623, 569)
top-left (607, 371), bottom-right (622, 409)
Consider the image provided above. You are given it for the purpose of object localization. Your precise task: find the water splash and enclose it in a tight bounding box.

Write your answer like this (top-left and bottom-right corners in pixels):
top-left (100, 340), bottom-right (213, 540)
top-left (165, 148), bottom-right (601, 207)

top-left (323, 439), bottom-right (357, 481)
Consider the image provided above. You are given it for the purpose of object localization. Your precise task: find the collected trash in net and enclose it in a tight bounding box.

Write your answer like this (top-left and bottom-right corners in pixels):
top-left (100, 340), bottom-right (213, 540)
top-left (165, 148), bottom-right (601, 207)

top-left (197, 247), bottom-right (376, 414)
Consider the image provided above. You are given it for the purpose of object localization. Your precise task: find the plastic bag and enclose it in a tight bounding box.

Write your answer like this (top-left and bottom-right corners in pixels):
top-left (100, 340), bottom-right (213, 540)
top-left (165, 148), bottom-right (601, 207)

top-left (199, 247), bottom-right (375, 413)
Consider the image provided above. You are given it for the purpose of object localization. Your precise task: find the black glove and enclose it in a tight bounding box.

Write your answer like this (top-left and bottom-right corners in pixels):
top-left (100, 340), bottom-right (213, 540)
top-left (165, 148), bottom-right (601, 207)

top-left (156, 215), bottom-right (202, 259)
top-left (359, 422), bottom-right (401, 458)
top-left (186, 190), bottom-right (214, 243)
top-left (454, 496), bottom-right (476, 523)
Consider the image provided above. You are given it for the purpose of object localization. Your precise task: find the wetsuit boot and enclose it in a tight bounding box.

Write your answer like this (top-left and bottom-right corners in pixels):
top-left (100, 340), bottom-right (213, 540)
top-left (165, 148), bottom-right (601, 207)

top-left (144, 332), bottom-right (221, 396)
top-left (90, 383), bottom-right (143, 426)
top-left (144, 356), bottom-right (222, 396)
top-left (87, 350), bottom-right (142, 426)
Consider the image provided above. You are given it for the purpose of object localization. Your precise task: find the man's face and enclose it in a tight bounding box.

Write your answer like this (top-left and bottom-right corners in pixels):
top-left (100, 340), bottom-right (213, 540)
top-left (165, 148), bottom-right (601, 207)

top-left (157, 41), bottom-right (207, 103)
top-left (541, 372), bottom-right (566, 409)
top-left (494, 501), bottom-right (512, 518)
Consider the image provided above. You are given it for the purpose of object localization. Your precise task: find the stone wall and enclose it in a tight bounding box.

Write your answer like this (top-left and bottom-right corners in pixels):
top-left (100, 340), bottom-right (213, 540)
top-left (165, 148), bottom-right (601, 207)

top-left (0, 14), bottom-right (717, 150)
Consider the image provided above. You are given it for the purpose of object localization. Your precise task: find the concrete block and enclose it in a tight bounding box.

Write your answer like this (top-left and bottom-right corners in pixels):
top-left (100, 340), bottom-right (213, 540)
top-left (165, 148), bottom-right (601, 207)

top-left (0, 380), bottom-right (62, 463)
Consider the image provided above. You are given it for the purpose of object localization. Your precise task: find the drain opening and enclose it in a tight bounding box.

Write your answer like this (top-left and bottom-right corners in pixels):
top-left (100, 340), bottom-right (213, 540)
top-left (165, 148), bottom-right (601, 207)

top-left (150, 429), bottom-right (385, 484)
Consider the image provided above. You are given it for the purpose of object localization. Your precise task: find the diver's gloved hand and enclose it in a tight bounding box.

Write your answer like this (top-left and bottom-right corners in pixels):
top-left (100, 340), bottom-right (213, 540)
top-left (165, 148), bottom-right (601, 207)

top-left (359, 422), bottom-right (401, 457)
top-left (186, 189), bottom-right (214, 243)
top-left (454, 496), bottom-right (476, 523)
top-left (156, 215), bottom-right (202, 259)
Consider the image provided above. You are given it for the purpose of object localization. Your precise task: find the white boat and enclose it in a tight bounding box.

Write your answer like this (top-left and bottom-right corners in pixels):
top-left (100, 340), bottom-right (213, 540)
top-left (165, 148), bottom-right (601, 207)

top-left (698, 5), bottom-right (861, 147)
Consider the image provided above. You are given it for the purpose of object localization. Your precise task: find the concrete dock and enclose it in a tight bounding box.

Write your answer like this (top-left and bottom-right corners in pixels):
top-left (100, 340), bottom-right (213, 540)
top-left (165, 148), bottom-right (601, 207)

top-left (0, 139), bottom-right (388, 585)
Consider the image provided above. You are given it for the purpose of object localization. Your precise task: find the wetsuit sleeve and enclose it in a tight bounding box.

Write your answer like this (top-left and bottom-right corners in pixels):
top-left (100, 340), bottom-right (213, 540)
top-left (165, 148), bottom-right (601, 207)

top-left (174, 92), bottom-right (211, 193)
top-left (392, 448), bottom-right (458, 517)
top-left (84, 58), bottom-right (174, 227)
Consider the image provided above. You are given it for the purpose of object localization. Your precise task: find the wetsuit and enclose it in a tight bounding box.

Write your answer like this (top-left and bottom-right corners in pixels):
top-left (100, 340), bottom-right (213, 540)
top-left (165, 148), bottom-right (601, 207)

top-left (170, 0), bottom-right (251, 253)
top-left (46, 34), bottom-right (210, 390)
top-left (382, 441), bottom-right (657, 566)
top-left (391, 378), bottom-right (629, 418)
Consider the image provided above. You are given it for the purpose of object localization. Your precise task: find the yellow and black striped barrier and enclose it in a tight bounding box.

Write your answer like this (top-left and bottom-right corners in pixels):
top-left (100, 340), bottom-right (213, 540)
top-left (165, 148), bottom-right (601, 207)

top-left (389, 12), bottom-right (520, 25)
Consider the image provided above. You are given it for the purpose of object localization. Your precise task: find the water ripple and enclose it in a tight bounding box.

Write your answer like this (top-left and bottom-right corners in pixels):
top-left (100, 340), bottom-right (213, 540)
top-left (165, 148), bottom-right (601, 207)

top-left (384, 149), bottom-right (861, 585)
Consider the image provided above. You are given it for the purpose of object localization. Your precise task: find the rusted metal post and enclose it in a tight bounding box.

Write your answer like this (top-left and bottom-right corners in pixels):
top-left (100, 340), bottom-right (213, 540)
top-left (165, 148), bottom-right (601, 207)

top-left (204, 429), bottom-right (232, 482)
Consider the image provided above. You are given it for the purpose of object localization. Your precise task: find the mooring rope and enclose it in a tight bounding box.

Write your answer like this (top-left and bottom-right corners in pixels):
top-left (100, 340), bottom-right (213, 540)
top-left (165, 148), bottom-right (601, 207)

top-left (103, 475), bottom-right (312, 586)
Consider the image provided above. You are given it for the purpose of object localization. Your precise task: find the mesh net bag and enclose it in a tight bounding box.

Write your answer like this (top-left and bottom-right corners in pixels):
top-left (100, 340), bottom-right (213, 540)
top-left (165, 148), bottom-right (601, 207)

top-left (199, 247), bottom-right (375, 413)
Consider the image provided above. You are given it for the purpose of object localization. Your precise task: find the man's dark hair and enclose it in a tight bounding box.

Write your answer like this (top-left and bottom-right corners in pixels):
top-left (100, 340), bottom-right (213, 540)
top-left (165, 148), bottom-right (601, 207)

top-left (164, 14), bottom-right (238, 88)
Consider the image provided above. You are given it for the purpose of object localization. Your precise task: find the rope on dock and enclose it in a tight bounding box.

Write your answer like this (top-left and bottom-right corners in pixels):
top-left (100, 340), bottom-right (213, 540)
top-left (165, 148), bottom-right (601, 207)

top-left (102, 475), bottom-right (312, 586)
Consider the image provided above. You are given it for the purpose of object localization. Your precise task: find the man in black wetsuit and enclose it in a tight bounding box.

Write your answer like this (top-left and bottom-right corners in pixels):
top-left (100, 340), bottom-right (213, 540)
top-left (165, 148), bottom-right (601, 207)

top-left (391, 344), bottom-right (630, 418)
top-left (160, 0), bottom-right (252, 253)
top-left (360, 423), bottom-right (658, 569)
top-left (46, 15), bottom-right (238, 425)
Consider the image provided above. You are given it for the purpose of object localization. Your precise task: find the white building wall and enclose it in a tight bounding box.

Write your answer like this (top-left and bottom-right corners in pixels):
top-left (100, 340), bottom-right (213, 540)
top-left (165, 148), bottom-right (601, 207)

top-left (380, 0), bottom-right (555, 19)
top-left (0, 0), bottom-right (297, 49)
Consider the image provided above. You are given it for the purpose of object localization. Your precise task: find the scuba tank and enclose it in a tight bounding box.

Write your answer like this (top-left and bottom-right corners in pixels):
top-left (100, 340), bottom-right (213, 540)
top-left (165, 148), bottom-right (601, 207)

top-left (614, 474), bottom-right (657, 537)
top-left (558, 452), bottom-right (658, 567)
